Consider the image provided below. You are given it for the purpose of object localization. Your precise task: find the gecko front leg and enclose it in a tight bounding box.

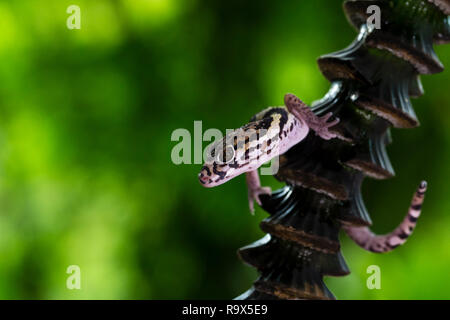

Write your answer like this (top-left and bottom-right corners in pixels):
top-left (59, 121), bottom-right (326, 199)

top-left (285, 93), bottom-right (339, 140)
top-left (246, 170), bottom-right (271, 214)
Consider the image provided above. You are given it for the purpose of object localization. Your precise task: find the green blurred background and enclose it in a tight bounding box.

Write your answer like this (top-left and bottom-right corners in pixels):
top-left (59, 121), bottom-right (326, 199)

top-left (0, 0), bottom-right (448, 299)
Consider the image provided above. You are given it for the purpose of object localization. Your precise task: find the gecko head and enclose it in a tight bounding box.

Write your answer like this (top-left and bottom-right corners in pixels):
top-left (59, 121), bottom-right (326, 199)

top-left (198, 165), bottom-right (214, 187)
top-left (198, 140), bottom-right (239, 187)
top-left (198, 147), bottom-right (248, 188)
top-left (198, 130), bottom-right (260, 187)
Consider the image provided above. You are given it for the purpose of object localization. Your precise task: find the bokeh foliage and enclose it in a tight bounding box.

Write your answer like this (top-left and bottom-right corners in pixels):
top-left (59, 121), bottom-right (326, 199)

top-left (0, 0), bottom-right (448, 299)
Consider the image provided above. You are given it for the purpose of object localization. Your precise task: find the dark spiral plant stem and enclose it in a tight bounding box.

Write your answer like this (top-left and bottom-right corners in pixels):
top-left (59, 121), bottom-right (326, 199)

top-left (236, 0), bottom-right (450, 300)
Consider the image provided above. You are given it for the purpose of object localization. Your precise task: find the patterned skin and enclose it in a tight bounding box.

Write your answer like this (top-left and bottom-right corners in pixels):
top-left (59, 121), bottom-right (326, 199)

top-left (198, 93), bottom-right (427, 253)
top-left (198, 93), bottom-right (339, 212)
top-left (342, 181), bottom-right (427, 253)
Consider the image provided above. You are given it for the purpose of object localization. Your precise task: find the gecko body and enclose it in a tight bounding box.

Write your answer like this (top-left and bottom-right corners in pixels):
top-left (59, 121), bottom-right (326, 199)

top-left (199, 107), bottom-right (303, 187)
top-left (199, 94), bottom-right (339, 210)
top-left (198, 93), bottom-right (427, 253)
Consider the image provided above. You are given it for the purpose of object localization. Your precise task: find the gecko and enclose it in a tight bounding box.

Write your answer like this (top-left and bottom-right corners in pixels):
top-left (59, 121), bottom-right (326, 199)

top-left (198, 93), bottom-right (427, 253)
top-left (198, 93), bottom-right (339, 212)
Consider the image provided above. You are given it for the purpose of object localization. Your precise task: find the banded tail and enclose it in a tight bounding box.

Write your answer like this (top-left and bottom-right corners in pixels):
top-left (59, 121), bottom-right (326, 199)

top-left (343, 181), bottom-right (427, 253)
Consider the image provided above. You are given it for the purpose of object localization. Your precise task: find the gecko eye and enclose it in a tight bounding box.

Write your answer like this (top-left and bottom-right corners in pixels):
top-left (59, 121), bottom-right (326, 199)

top-left (203, 144), bottom-right (217, 164)
top-left (216, 145), bottom-right (235, 164)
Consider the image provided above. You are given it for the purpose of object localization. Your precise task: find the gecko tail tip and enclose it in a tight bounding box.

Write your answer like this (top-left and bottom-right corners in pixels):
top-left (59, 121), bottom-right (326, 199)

top-left (419, 180), bottom-right (427, 190)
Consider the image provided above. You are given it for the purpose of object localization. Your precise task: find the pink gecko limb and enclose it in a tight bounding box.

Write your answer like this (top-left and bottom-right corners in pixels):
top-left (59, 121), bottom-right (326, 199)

top-left (245, 170), bottom-right (271, 215)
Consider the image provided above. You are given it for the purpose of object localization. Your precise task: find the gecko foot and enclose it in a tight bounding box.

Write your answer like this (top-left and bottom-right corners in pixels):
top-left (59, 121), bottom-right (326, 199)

top-left (310, 112), bottom-right (340, 140)
top-left (248, 186), bottom-right (272, 214)
top-left (285, 93), bottom-right (339, 140)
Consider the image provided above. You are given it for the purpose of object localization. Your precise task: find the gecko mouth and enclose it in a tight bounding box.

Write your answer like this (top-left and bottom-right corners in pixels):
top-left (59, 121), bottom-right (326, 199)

top-left (198, 172), bottom-right (210, 185)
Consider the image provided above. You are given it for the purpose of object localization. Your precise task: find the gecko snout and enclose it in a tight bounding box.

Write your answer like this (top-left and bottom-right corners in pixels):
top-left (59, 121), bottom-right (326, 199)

top-left (198, 166), bottom-right (212, 186)
top-left (198, 173), bottom-right (209, 185)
